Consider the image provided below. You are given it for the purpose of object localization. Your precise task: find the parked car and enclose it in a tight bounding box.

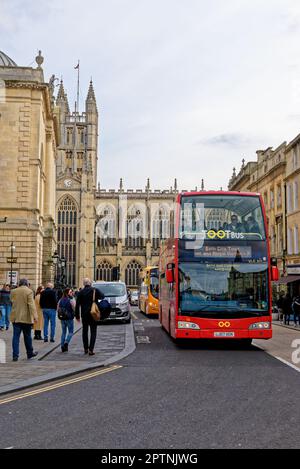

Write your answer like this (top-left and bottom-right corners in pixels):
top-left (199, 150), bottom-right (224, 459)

top-left (93, 281), bottom-right (131, 324)
top-left (130, 290), bottom-right (139, 306)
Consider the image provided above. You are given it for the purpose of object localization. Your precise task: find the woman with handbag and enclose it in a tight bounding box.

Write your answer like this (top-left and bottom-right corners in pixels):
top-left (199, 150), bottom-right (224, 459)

top-left (74, 279), bottom-right (104, 355)
top-left (57, 288), bottom-right (76, 352)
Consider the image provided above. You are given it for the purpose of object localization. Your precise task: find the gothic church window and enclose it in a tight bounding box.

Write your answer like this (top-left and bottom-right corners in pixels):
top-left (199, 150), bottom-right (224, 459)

top-left (125, 260), bottom-right (142, 287)
top-left (57, 196), bottom-right (78, 287)
top-left (96, 260), bottom-right (113, 281)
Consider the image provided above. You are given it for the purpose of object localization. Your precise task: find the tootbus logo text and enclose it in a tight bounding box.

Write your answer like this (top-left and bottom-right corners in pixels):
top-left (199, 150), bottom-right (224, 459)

top-left (205, 230), bottom-right (244, 240)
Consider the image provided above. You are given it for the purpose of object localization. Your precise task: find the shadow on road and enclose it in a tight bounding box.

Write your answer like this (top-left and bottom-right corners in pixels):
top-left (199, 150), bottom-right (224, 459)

top-left (173, 338), bottom-right (263, 352)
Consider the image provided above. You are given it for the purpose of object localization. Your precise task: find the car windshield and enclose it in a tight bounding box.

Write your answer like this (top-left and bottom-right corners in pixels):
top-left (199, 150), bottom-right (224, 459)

top-left (179, 262), bottom-right (269, 318)
top-left (180, 195), bottom-right (266, 241)
top-left (95, 283), bottom-right (126, 298)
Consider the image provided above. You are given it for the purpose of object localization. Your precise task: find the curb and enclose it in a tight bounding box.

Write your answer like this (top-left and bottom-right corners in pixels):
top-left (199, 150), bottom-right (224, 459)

top-left (0, 322), bottom-right (135, 397)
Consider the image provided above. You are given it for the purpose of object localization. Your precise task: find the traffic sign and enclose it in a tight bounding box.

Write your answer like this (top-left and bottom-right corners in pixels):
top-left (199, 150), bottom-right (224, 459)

top-left (6, 271), bottom-right (18, 285)
top-left (7, 257), bottom-right (17, 264)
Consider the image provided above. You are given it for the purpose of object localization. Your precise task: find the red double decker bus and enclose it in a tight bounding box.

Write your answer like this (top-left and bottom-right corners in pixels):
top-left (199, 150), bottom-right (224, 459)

top-left (159, 191), bottom-right (279, 344)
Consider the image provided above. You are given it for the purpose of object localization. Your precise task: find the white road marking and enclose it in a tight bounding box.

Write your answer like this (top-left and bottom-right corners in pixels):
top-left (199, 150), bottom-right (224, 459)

top-left (274, 356), bottom-right (300, 373)
top-left (254, 342), bottom-right (300, 373)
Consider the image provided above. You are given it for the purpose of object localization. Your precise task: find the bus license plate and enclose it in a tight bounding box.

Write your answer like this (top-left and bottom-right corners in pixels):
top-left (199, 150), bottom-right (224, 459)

top-left (214, 332), bottom-right (235, 338)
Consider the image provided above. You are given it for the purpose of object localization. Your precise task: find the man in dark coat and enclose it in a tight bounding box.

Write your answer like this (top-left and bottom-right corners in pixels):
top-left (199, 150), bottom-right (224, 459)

top-left (75, 278), bottom-right (104, 355)
top-left (282, 292), bottom-right (292, 326)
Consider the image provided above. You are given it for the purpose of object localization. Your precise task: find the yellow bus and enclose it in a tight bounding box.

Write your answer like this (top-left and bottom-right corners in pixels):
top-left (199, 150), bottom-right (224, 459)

top-left (139, 266), bottom-right (159, 316)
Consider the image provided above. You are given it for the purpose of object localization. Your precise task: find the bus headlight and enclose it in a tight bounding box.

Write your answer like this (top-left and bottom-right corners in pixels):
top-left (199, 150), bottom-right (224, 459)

top-left (249, 322), bottom-right (271, 330)
top-left (178, 321), bottom-right (200, 330)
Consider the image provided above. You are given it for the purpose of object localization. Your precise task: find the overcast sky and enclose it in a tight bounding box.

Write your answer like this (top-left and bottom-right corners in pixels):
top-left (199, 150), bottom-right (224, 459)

top-left (1, 0), bottom-right (300, 191)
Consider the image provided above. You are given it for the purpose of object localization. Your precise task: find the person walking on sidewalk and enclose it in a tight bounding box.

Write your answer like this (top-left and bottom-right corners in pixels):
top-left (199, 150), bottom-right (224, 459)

top-left (292, 294), bottom-right (300, 327)
top-left (75, 278), bottom-right (104, 356)
top-left (283, 292), bottom-right (292, 326)
top-left (40, 282), bottom-right (57, 343)
top-left (34, 285), bottom-right (44, 340)
top-left (57, 288), bottom-right (76, 352)
top-left (276, 292), bottom-right (285, 324)
top-left (0, 284), bottom-right (12, 331)
top-left (10, 278), bottom-right (38, 362)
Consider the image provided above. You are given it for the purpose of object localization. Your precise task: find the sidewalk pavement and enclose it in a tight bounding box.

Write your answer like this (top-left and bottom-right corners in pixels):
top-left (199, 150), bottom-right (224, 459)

top-left (272, 320), bottom-right (300, 332)
top-left (0, 320), bottom-right (135, 396)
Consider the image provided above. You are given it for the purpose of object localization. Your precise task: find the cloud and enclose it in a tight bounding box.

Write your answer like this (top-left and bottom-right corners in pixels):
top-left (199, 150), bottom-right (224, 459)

top-left (199, 133), bottom-right (253, 147)
top-left (1, 0), bottom-right (300, 191)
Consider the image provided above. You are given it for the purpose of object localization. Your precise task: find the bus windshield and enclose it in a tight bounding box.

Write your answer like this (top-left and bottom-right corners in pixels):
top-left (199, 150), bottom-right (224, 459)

top-left (180, 195), bottom-right (266, 241)
top-left (150, 275), bottom-right (159, 299)
top-left (179, 262), bottom-right (268, 318)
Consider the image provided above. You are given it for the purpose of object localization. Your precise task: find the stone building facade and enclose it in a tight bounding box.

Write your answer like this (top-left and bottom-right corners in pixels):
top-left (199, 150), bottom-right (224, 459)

top-left (0, 50), bottom-right (196, 290)
top-left (0, 51), bottom-right (59, 289)
top-left (55, 80), bottom-right (184, 288)
top-left (228, 140), bottom-right (300, 294)
top-left (94, 181), bottom-right (178, 288)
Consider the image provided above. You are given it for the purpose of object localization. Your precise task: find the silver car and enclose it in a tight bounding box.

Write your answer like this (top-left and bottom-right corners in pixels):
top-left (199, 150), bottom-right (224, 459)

top-left (93, 281), bottom-right (131, 323)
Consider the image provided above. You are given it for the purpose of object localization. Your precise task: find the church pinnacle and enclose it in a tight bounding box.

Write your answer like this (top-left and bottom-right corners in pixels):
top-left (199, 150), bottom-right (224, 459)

top-left (86, 79), bottom-right (96, 102)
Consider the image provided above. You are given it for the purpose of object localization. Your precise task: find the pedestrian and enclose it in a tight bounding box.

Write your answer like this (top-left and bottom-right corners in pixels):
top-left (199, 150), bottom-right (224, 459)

top-left (75, 278), bottom-right (104, 356)
top-left (57, 288), bottom-right (75, 352)
top-left (276, 292), bottom-right (285, 324)
top-left (40, 282), bottom-right (57, 343)
top-left (292, 295), bottom-right (300, 327)
top-left (0, 284), bottom-right (12, 330)
top-left (10, 278), bottom-right (38, 362)
top-left (282, 292), bottom-right (292, 326)
top-left (34, 285), bottom-right (44, 340)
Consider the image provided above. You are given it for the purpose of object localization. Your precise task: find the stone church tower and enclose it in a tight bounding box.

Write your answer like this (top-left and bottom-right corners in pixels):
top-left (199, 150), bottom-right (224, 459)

top-left (56, 80), bottom-right (98, 287)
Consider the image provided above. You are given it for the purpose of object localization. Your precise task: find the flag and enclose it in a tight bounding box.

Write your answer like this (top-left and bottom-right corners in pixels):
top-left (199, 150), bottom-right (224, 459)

top-left (74, 62), bottom-right (79, 69)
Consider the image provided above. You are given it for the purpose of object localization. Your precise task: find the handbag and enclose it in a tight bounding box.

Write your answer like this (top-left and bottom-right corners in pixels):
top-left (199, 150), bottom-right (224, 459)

top-left (90, 289), bottom-right (101, 321)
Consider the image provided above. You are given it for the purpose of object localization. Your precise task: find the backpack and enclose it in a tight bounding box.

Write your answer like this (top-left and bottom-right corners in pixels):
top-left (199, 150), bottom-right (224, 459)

top-left (58, 298), bottom-right (73, 320)
top-left (99, 299), bottom-right (111, 320)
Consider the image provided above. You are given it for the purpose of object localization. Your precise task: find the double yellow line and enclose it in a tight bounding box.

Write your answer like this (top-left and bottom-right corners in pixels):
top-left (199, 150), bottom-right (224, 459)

top-left (0, 365), bottom-right (122, 406)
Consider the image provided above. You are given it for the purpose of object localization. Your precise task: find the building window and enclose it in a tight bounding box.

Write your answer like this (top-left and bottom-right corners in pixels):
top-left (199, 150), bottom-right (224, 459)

top-left (96, 260), bottom-right (113, 281)
top-left (276, 185), bottom-right (282, 209)
top-left (126, 206), bottom-right (145, 249)
top-left (270, 189), bottom-right (274, 209)
top-left (152, 206), bottom-right (170, 250)
top-left (287, 228), bottom-right (293, 255)
top-left (270, 225), bottom-right (276, 254)
top-left (287, 184), bottom-right (293, 213)
top-left (294, 181), bottom-right (298, 210)
top-left (96, 206), bottom-right (117, 251)
top-left (57, 196), bottom-right (78, 287)
top-left (294, 226), bottom-right (299, 254)
top-left (277, 222), bottom-right (283, 253)
top-left (125, 260), bottom-right (142, 287)
top-left (293, 147), bottom-right (298, 169)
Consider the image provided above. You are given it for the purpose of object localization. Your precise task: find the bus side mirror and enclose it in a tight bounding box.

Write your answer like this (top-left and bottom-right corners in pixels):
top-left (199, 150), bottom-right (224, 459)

top-left (166, 264), bottom-right (174, 283)
top-left (271, 266), bottom-right (279, 282)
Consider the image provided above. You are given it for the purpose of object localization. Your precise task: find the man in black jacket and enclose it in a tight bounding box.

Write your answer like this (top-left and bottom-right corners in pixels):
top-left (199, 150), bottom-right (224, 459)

top-left (75, 278), bottom-right (104, 355)
top-left (40, 282), bottom-right (58, 342)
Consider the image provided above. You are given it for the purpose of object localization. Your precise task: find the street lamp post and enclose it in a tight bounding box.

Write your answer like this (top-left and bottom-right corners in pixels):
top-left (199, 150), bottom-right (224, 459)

top-left (52, 251), bottom-right (59, 289)
top-left (60, 256), bottom-right (66, 288)
top-left (10, 242), bottom-right (16, 287)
